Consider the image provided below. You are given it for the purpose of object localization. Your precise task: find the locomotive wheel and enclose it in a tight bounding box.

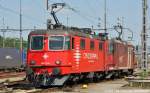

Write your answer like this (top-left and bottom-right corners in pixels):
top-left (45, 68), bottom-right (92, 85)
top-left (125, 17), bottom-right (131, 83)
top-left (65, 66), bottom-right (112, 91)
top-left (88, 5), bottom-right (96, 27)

top-left (93, 73), bottom-right (100, 82)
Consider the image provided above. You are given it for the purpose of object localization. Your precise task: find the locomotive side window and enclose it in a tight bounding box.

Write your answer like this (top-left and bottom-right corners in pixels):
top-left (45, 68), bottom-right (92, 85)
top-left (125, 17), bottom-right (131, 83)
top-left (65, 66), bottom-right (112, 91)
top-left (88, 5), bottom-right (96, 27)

top-left (90, 41), bottom-right (94, 50)
top-left (64, 36), bottom-right (70, 50)
top-left (28, 36), bottom-right (30, 49)
top-left (99, 42), bottom-right (103, 50)
top-left (109, 42), bottom-right (114, 53)
top-left (80, 39), bottom-right (85, 50)
top-left (49, 36), bottom-right (64, 50)
top-left (72, 38), bottom-right (74, 49)
top-left (31, 36), bottom-right (44, 50)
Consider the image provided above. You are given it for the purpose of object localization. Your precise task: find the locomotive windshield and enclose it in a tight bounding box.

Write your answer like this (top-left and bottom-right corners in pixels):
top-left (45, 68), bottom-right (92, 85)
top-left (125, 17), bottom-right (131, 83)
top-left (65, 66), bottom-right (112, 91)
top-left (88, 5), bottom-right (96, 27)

top-left (49, 36), bottom-right (64, 50)
top-left (31, 36), bottom-right (44, 50)
top-left (49, 36), bottom-right (70, 50)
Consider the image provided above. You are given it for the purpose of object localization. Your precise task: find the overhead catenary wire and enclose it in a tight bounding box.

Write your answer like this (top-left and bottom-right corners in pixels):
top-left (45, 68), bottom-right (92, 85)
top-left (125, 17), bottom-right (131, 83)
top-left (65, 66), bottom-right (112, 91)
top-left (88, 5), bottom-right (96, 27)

top-left (59, 1), bottom-right (98, 24)
top-left (69, 8), bottom-right (97, 24)
top-left (85, 0), bottom-right (98, 18)
top-left (0, 4), bottom-right (46, 25)
top-left (53, 0), bottom-right (96, 23)
top-left (68, 4), bottom-right (98, 20)
top-left (49, 0), bottom-right (104, 27)
top-left (67, 0), bottom-right (110, 30)
top-left (84, 0), bottom-right (111, 30)
top-left (31, 0), bottom-right (48, 25)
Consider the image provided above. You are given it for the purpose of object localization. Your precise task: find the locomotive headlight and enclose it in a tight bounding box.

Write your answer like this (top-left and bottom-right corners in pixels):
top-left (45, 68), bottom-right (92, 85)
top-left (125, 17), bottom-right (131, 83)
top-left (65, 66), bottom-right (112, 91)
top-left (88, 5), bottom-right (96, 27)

top-left (55, 60), bottom-right (61, 65)
top-left (30, 60), bottom-right (36, 65)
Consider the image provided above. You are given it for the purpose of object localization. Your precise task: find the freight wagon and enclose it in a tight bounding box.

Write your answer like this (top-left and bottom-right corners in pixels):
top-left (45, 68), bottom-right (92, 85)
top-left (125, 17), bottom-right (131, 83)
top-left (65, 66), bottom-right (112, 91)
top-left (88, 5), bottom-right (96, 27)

top-left (0, 48), bottom-right (26, 71)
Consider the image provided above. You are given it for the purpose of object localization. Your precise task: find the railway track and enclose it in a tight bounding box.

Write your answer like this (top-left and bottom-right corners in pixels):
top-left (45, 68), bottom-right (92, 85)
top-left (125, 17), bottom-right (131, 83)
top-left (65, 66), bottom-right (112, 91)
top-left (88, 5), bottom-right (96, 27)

top-left (2, 82), bottom-right (80, 93)
top-left (0, 79), bottom-right (125, 93)
top-left (0, 71), bottom-right (126, 93)
top-left (0, 71), bottom-right (60, 93)
top-left (0, 72), bottom-right (26, 92)
top-left (0, 81), bottom-right (65, 93)
top-left (0, 72), bottom-right (25, 78)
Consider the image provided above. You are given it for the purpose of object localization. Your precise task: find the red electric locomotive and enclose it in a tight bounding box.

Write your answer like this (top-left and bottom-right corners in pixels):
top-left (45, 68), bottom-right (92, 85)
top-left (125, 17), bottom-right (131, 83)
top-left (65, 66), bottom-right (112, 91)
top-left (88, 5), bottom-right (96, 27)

top-left (26, 3), bottom-right (135, 86)
top-left (26, 28), bottom-right (135, 86)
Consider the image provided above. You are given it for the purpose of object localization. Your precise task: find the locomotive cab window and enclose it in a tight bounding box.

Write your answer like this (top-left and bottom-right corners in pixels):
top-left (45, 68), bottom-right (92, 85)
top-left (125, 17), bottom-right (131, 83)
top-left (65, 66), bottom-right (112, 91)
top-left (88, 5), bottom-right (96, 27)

top-left (49, 36), bottom-right (64, 50)
top-left (109, 42), bottom-right (114, 53)
top-left (99, 42), bottom-right (103, 50)
top-left (90, 41), bottom-right (94, 50)
top-left (30, 36), bottom-right (44, 50)
top-left (72, 38), bottom-right (74, 49)
top-left (64, 36), bottom-right (70, 50)
top-left (80, 39), bottom-right (85, 50)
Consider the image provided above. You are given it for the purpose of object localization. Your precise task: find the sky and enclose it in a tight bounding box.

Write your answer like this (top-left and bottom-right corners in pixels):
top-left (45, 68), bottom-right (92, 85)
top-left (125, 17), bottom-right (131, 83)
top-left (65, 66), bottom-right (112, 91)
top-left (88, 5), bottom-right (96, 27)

top-left (0, 0), bottom-right (150, 45)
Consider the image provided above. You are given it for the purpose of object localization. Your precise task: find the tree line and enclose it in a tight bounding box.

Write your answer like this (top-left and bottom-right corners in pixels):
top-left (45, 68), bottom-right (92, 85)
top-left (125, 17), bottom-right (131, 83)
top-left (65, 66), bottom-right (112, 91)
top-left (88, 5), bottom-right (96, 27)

top-left (0, 35), bottom-right (27, 49)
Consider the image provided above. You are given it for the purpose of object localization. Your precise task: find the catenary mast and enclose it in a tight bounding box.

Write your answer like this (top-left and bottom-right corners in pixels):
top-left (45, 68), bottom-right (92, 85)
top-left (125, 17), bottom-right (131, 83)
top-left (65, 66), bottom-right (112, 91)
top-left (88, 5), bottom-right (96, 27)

top-left (141, 0), bottom-right (148, 70)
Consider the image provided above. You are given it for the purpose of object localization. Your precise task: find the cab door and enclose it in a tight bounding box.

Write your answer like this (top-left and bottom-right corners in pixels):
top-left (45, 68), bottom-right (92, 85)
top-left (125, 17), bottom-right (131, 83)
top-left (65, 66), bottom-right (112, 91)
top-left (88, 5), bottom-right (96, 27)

top-left (98, 41), bottom-right (105, 71)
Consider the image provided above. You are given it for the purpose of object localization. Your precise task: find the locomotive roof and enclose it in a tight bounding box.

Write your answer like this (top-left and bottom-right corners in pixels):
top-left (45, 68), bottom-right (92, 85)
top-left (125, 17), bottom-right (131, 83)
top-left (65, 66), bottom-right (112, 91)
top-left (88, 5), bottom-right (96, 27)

top-left (29, 29), bottom-right (134, 46)
top-left (109, 38), bottom-right (134, 46)
top-left (29, 29), bottom-right (100, 39)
